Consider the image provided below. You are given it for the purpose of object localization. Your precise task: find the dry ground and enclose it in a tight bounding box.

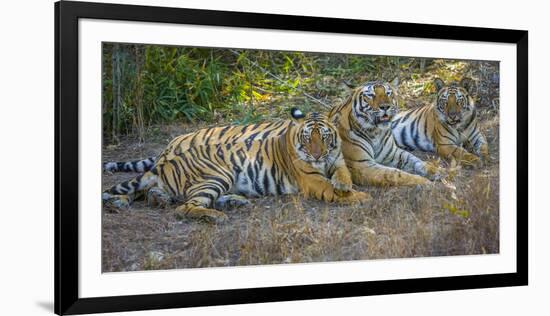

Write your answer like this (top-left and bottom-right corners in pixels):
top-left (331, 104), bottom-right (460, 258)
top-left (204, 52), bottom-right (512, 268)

top-left (101, 112), bottom-right (499, 272)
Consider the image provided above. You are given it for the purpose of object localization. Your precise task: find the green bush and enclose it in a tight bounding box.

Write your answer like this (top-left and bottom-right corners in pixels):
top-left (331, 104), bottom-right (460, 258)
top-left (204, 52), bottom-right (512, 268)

top-left (102, 43), bottom-right (496, 144)
top-left (103, 44), bottom-right (326, 143)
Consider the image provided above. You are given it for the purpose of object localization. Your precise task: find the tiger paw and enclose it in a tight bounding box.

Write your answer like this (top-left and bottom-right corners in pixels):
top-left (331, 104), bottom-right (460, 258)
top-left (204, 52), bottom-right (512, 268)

top-left (337, 190), bottom-right (371, 204)
top-left (202, 211), bottom-right (229, 224)
top-left (176, 206), bottom-right (229, 224)
top-left (460, 153), bottom-right (483, 169)
top-left (480, 144), bottom-right (490, 164)
top-left (102, 193), bottom-right (130, 211)
top-left (425, 161), bottom-right (442, 181)
top-left (146, 187), bottom-right (172, 208)
top-left (331, 169), bottom-right (353, 192)
top-left (215, 194), bottom-right (251, 209)
top-left (480, 151), bottom-right (490, 166)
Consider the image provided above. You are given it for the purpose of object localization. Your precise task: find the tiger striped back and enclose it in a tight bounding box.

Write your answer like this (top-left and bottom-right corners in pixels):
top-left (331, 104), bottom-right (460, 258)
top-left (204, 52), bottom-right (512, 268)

top-left (102, 122), bottom-right (289, 173)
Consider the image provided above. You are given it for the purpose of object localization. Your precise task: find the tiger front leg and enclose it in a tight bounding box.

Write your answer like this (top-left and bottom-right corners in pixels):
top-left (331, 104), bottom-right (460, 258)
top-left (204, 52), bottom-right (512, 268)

top-left (329, 153), bottom-right (353, 193)
top-left (478, 142), bottom-right (490, 163)
top-left (300, 173), bottom-right (371, 204)
top-left (383, 146), bottom-right (441, 181)
top-left (328, 154), bottom-right (371, 202)
top-left (472, 135), bottom-right (490, 164)
top-left (464, 129), bottom-right (490, 165)
top-left (347, 160), bottom-right (430, 186)
top-left (436, 143), bottom-right (482, 168)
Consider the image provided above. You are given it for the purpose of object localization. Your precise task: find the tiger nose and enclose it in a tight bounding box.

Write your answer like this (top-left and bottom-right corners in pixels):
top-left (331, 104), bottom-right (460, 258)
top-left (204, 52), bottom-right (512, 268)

top-left (310, 142), bottom-right (322, 159)
top-left (311, 149), bottom-right (322, 160)
top-left (379, 104), bottom-right (391, 111)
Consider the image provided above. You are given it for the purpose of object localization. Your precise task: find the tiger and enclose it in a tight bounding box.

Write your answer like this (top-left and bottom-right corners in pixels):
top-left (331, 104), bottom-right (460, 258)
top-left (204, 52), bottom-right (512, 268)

top-left (391, 78), bottom-right (489, 167)
top-left (327, 79), bottom-right (440, 186)
top-left (103, 157), bottom-right (156, 173)
top-left (102, 109), bottom-right (370, 222)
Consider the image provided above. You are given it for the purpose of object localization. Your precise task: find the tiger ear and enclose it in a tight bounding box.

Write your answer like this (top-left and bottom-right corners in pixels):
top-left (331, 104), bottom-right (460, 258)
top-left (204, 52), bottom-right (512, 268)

top-left (390, 76), bottom-right (400, 88)
top-left (290, 107), bottom-right (306, 123)
top-left (330, 112), bottom-right (341, 128)
top-left (433, 78), bottom-right (445, 92)
top-left (459, 77), bottom-right (476, 95)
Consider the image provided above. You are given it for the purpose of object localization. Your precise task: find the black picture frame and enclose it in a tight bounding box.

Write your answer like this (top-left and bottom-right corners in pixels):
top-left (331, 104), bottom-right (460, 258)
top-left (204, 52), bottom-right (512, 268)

top-left (55, 1), bottom-right (528, 314)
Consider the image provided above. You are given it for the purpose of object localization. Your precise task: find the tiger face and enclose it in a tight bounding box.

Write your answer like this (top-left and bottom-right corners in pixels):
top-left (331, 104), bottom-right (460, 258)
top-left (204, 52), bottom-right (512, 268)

top-left (291, 108), bottom-right (341, 165)
top-left (351, 79), bottom-right (399, 130)
top-left (434, 78), bottom-right (476, 126)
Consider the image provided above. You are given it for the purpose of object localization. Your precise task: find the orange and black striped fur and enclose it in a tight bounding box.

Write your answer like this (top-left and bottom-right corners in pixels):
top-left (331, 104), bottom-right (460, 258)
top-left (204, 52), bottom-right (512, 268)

top-left (328, 80), bottom-right (440, 186)
top-left (391, 78), bottom-right (489, 167)
top-left (103, 110), bottom-right (369, 222)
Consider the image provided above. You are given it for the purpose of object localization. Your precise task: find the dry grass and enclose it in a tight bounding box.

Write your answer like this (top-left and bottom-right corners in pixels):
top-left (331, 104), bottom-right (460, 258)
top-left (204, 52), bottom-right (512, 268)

top-left (101, 113), bottom-right (499, 272)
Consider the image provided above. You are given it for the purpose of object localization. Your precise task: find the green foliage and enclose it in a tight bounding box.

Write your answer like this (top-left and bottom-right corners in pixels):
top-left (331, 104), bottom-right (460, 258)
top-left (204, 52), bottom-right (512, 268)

top-left (102, 44), bottom-right (416, 143)
top-left (102, 44), bottom-right (498, 144)
top-left (102, 44), bottom-right (322, 143)
top-left (142, 47), bottom-right (214, 122)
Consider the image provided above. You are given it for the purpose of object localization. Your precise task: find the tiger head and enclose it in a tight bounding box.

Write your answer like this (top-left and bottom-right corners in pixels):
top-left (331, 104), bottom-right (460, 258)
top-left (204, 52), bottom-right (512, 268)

top-left (433, 78), bottom-right (476, 126)
top-left (349, 78), bottom-right (400, 130)
top-left (290, 108), bottom-right (341, 165)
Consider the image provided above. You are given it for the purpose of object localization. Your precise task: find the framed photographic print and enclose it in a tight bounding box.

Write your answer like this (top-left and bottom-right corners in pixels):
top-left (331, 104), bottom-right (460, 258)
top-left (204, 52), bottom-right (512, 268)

top-left (55, 0), bottom-right (528, 314)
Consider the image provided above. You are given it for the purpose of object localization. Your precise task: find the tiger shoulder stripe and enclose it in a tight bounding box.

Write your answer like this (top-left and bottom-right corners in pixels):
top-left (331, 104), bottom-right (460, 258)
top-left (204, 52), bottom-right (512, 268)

top-left (328, 79), bottom-right (440, 186)
top-left (391, 78), bottom-right (489, 167)
top-left (103, 110), bottom-right (370, 222)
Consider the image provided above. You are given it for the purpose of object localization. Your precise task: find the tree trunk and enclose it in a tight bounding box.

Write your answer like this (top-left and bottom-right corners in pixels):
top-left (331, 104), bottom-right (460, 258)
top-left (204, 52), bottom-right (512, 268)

top-left (111, 43), bottom-right (122, 144)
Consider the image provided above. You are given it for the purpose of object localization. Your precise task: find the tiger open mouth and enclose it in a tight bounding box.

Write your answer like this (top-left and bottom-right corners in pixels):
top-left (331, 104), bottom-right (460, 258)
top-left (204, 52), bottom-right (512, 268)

top-left (447, 118), bottom-right (461, 125)
top-left (376, 114), bottom-right (391, 124)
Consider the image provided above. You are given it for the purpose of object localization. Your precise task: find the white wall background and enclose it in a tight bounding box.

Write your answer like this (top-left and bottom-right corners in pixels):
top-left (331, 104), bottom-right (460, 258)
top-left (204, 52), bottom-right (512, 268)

top-left (0, 0), bottom-right (544, 315)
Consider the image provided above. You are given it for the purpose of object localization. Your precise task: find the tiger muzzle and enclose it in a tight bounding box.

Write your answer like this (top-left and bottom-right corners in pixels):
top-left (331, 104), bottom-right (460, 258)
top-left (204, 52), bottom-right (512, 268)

top-left (376, 105), bottom-right (393, 124)
top-left (310, 145), bottom-right (322, 160)
top-left (447, 113), bottom-right (461, 125)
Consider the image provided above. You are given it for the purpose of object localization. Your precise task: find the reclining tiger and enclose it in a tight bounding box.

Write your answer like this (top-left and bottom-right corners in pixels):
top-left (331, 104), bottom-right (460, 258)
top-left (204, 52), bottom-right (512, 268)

top-left (103, 109), bottom-right (370, 222)
top-left (327, 79), bottom-right (440, 186)
top-left (105, 79), bottom-right (440, 187)
top-left (391, 78), bottom-right (489, 167)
